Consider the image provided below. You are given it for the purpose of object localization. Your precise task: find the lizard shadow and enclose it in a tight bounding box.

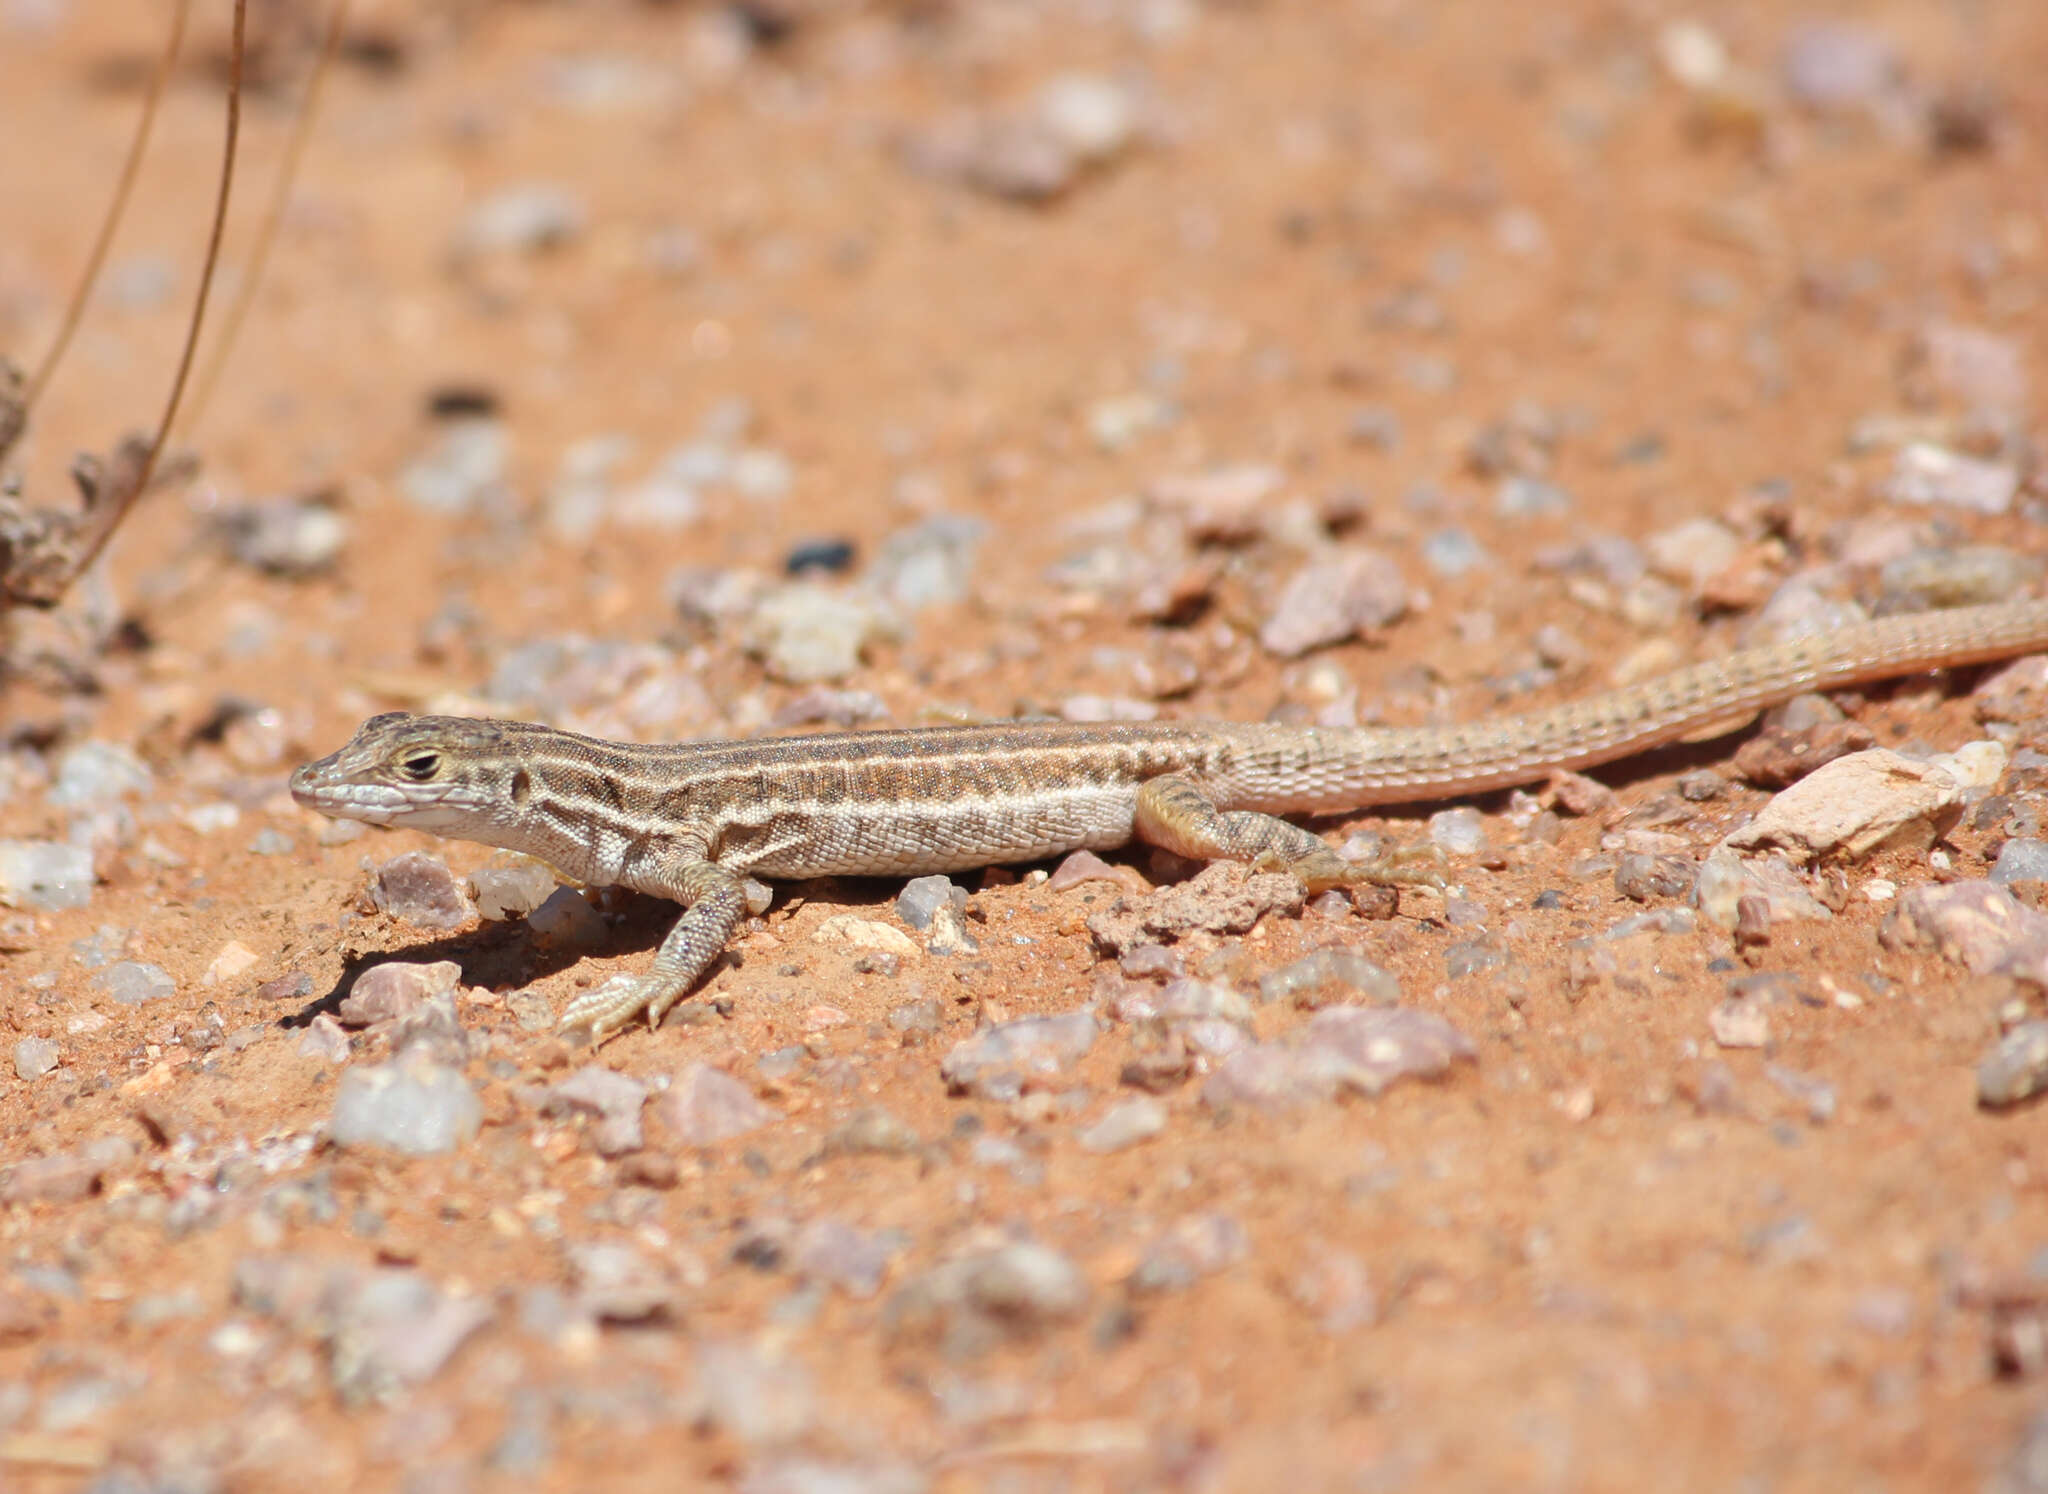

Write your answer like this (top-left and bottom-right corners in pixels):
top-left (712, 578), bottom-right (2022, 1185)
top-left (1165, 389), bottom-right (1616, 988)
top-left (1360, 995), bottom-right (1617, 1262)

top-left (282, 893), bottom-right (681, 1028)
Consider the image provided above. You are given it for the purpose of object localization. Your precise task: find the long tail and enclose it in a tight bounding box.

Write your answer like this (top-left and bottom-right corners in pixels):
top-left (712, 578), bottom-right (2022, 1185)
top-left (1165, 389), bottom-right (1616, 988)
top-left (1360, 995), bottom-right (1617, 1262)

top-left (1217, 599), bottom-right (2048, 811)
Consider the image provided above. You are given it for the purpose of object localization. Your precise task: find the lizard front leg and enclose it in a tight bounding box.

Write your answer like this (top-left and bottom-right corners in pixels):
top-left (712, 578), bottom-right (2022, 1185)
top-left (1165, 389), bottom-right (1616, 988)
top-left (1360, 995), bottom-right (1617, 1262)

top-left (1133, 774), bottom-right (1442, 891)
top-left (556, 857), bottom-right (747, 1044)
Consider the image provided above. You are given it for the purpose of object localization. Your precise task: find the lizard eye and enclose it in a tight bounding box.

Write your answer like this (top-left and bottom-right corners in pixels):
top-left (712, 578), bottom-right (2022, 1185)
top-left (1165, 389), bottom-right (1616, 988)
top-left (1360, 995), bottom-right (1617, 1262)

top-left (398, 751), bottom-right (441, 782)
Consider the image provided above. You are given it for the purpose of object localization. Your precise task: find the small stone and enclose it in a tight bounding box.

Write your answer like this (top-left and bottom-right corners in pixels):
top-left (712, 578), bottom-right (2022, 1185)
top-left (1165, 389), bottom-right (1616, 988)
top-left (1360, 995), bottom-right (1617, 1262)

top-left (298, 1014), bottom-right (351, 1064)
top-left (472, 864), bottom-right (558, 920)
top-left (92, 960), bottom-right (174, 1006)
top-left (870, 515), bottom-right (987, 611)
top-left (1047, 849), bottom-right (1132, 892)
top-left (812, 914), bottom-right (919, 956)
top-left (324, 1269), bottom-right (494, 1403)
top-left (1764, 1063), bottom-right (1836, 1124)
top-left (653, 1063), bottom-right (779, 1147)
top-left (1733, 719), bottom-right (1877, 788)
top-left (1201, 1007), bottom-right (1475, 1112)
top-left (823, 1106), bottom-right (922, 1157)
top-left (1288, 1245), bottom-right (1377, 1334)
top-left (746, 584), bottom-right (897, 685)
top-left (784, 537), bottom-right (856, 576)
top-left (1131, 1213), bottom-right (1248, 1293)
top-left (939, 1011), bottom-right (1097, 1102)
top-left (896, 875), bottom-right (967, 931)
top-left (455, 183), bottom-right (586, 256)
top-left (689, 1340), bottom-right (817, 1447)
top-left (13, 1036), bottom-right (59, 1080)
top-left (1036, 73), bottom-right (1137, 163)
top-left (330, 1056), bottom-right (482, 1155)
top-left (371, 852), bottom-right (476, 930)
top-left (1980, 1022), bottom-right (2048, 1109)
top-left (1614, 853), bottom-right (1696, 902)
top-left (202, 939), bottom-right (261, 986)
top-left (1709, 999), bottom-right (1770, 1050)
top-left (1782, 21), bottom-right (1899, 111)
top-left (1259, 549), bottom-right (1408, 657)
top-left (49, 741), bottom-right (151, 806)
top-left (1420, 527), bottom-right (1489, 578)
top-left (507, 990), bottom-right (556, 1032)
top-left (338, 960), bottom-right (462, 1027)
top-left (886, 1242), bottom-right (1089, 1348)
top-left (791, 1218), bottom-right (900, 1298)
top-left (1077, 1097), bottom-right (1166, 1153)
top-left (1883, 442), bottom-right (2018, 515)
top-left (526, 887), bottom-right (608, 951)
top-left (1427, 807), bottom-right (1488, 857)
top-left (0, 1137), bottom-right (134, 1205)
top-left (0, 840), bottom-right (94, 910)
top-left (1086, 861), bottom-right (1305, 954)
top-left (1256, 948), bottom-right (1399, 1008)
top-left (567, 1240), bottom-right (677, 1323)
top-left (399, 417), bottom-right (508, 514)
top-left (1721, 749), bottom-right (1964, 863)
top-left (1992, 840), bottom-right (2048, 887)
top-left (247, 827), bottom-right (294, 857)
top-left (1880, 880), bottom-right (2048, 978)
top-left (218, 497), bottom-right (349, 576)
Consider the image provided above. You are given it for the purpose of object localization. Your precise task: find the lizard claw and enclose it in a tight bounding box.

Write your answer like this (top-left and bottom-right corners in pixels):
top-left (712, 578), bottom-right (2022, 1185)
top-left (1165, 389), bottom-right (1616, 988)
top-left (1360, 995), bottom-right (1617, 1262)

top-left (557, 974), bottom-right (650, 1047)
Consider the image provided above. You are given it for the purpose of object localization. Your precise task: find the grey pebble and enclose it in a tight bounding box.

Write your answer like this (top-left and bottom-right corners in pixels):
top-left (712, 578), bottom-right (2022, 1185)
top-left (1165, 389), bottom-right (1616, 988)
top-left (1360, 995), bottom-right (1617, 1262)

top-left (298, 1014), bottom-right (352, 1064)
top-left (1495, 475), bottom-right (1573, 518)
top-left (567, 1240), bottom-right (677, 1323)
top-left (371, 852), bottom-right (476, 931)
top-left (472, 863), bottom-right (557, 920)
top-left (1077, 1096), bottom-right (1167, 1153)
top-left (247, 827), bottom-right (294, 857)
top-left (218, 497), bottom-right (348, 576)
top-left (48, 741), bottom-right (150, 806)
top-left (871, 516), bottom-right (986, 610)
top-left (654, 1063), bottom-right (779, 1146)
top-left (1883, 442), bottom-right (2018, 515)
top-left (939, 1011), bottom-right (1098, 1101)
top-left (1132, 1213), bottom-right (1248, 1293)
top-left (1444, 939), bottom-right (1508, 980)
top-left (338, 960), bottom-right (460, 1028)
top-left (1764, 1063), bottom-right (1837, 1124)
top-left (1992, 839), bottom-right (2048, 887)
top-left (1980, 1021), bottom-right (2048, 1109)
top-left (791, 1217), bottom-right (902, 1298)
top-left (1615, 852), bottom-right (1696, 902)
top-left (690, 1340), bottom-right (818, 1447)
top-left (1202, 1006), bottom-right (1477, 1111)
top-left (330, 1057), bottom-right (482, 1155)
top-left (93, 960), bottom-right (175, 1006)
top-left (1259, 549), bottom-right (1408, 658)
top-left (526, 886), bottom-right (607, 951)
top-left (897, 875), bottom-right (967, 931)
top-left (1258, 948), bottom-right (1399, 1007)
top-left (823, 1106), bottom-right (922, 1157)
top-left (13, 1036), bottom-right (59, 1080)
top-left (1421, 527), bottom-right (1489, 577)
top-left (400, 417), bottom-right (508, 515)
top-left (1428, 806), bottom-right (1488, 856)
top-left (456, 183), bottom-right (586, 256)
top-left (0, 840), bottom-right (93, 911)
top-left (886, 1241), bottom-right (1090, 1350)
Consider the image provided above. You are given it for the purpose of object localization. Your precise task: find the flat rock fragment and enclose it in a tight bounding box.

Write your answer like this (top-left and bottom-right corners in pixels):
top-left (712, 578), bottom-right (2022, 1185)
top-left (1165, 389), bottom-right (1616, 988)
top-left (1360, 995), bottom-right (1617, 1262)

top-left (1721, 748), bottom-right (1965, 862)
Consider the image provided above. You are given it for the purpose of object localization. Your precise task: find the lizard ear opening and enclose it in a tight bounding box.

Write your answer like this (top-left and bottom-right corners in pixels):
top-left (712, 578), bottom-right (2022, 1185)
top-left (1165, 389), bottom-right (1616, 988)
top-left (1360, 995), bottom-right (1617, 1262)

top-left (510, 768), bottom-right (532, 805)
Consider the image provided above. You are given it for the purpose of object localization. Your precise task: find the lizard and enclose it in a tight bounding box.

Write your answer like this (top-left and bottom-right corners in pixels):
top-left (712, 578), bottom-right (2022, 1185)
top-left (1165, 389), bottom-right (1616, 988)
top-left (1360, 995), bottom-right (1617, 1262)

top-left (290, 597), bottom-right (2048, 1043)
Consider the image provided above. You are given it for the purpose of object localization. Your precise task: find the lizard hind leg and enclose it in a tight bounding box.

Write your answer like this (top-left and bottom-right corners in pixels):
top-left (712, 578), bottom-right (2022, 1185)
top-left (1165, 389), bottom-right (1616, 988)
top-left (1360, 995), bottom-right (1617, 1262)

top-left (1132, 774), bottom-right (1442, 893)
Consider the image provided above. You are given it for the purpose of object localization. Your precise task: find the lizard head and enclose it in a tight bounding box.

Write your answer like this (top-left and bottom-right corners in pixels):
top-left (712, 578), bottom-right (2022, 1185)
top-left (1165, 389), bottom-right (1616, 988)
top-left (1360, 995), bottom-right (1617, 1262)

top-left (290, 712), bottom-right (540, 833)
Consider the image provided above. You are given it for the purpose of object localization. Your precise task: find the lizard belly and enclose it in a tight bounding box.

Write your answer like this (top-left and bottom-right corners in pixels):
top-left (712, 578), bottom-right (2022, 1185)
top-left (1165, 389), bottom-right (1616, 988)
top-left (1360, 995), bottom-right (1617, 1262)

top-left (733, 786), bottom-right (1140, 879)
